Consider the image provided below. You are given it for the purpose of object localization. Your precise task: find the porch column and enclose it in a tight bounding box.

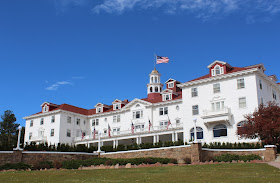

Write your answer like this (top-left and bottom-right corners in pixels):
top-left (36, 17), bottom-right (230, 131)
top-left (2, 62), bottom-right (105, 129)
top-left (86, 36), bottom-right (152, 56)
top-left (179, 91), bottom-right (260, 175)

top-left (156, 135), bottom-right (159, 143)
top-left (113, 140), bottom-right (116, 148)
top-left (175, 132), bottom-right (178, 142)
top-left (136, 137), bottom-right (139, 144)
top-left (172, 132), bottom-right (175, 142)
top-left (115, 139), bottom-right (118, 147)
top-left (138, 137), bottom-right (142, 144)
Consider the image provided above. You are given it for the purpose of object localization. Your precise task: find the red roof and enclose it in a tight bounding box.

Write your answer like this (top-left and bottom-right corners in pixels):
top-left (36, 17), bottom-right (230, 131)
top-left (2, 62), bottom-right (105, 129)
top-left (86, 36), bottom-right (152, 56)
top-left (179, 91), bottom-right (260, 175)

top-left (187, 66), bottom-right (258, 83)
top-left (141, 92), bottom-right (182, 103)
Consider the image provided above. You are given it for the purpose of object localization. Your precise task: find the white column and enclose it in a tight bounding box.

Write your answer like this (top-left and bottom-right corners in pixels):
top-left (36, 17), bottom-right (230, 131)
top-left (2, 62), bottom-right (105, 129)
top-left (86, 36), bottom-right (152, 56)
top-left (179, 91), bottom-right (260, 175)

top-left (139, 137), bottom-right (142, 144)
top-left (113, 140), bottom-right (116, 148)
top-left (116, 140), bottom-right (118, 147)
top-left (153, 135), bottom-right (157, 144)
top-left (172, 132), bottom-right (175, 142)
top-left (175, 132), bottom-right (178, 142)
top-left (136, 137), bottom-right (139, 144)
top-left (156, 135), bottom-right (159, 143)
top-left (97, 131), bottom-right (102, 153)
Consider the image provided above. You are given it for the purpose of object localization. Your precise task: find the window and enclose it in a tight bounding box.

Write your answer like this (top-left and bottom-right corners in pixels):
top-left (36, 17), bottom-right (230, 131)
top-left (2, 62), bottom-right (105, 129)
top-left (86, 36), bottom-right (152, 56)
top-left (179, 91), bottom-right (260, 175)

top-left (150, 87), bottom-right (153, 92)
top-left (135, 124), bottom-right (144, 130)
top-left (211, 101), bottom-right (224, 111)
top-left (43, 105), bottom-right (48, 112)
top-left (176, 105), bottom-right (179, 110)
top-left (113, 128), bottom-right (120, 134)
top-left (237, 121), bottom-right (247, 135)
top-left (76, 130), bottom-right (80, 137)
top-left (259, 79), bottom-right (262, 90)
top-left (261, 98), bottom-right (264, 105)
top-left (213, 83), bottom-right (220, 93)
top-left (104, 118), bottom-right (107, 122)
top-left (190, 127), bottom-right (203, 140)
top-left (133, 110), bottom-right (143, 119)
top-left (92, 119), bottom-right (99, 126)
top-left (51, 116), bottom-right (55, 123)
top-left (239, 97), bottom-right (246, 108)
top-left (30, 120), bottom-right (33, 127)
top-left (113, 115), bottom-right (121, 122)
top-left (273, 90), bottom-right (277, 100)
top-left (237, 78), bottom-right (245, 89)
top-left (40, 118), bottom-right (44, 125)
top-left (67, 116), bottom-right (71, 123)
top-left (151, 77), bottom-right (154, 83)
top-left (213, 124), bottom-right (227, 137)
top-left (84, 120), bottom-right (86, 125)
top-left (159, 107), bottom-right (168, 115)
top-left (168, 82), bottom-right (174, 88)
top-left (104, 129), bottom-right (107, 134)
top-left (29, 132), bottom-right (32, 140)
top-left (50, 129), bottom-right (54, 136)
top-left (155, 87), bottom-right (158, 92)
top-left (76, 118), bottom-right (80, 125)
top-left (160, 121), bottom-right (169, 127)
top-left (192, 105), bottom-right (199, 115)
top-left (176, 119), bottom-right (180, 126)
top-left (163, 94), bottom-right (171, 101)
top-left (67, 129), bottom-right (71, 137)
top-left (113, 104), bottom-right (121, 110)
top-left (191, 88), bottom-right (198, 97)
top-left (155, 77), bottom-right (158, 83)
top-left (97, 107), bottom-right (102, 113)
top-left (211, 65), bottom-right (224, 76)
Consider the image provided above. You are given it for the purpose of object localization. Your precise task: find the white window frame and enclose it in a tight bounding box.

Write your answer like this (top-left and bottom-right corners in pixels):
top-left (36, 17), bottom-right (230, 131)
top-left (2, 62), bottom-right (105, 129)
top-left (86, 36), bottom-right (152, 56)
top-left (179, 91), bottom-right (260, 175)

top-left (40, 118), bottom-right (44, 125)
top-left (211, 101), bottom-right (224, 111)
top-left (163, 93), bottom-right (172, 101)
top-left (50, 129), bottom-right (54, 137)
top-left (76, 118), bottom-right (80, 125)
top-left (113, 104), bottom-right (121, 110)
top-left (213, 83), bottom-right (220, 93)
top-left (259, 79), bottom-right (262, 90)
top-left (211, 65), bottom-right (224, 76)
top-left (168, 82), bottom-right (174, 88)
top-left (191, 88), bottom-right (198, 97)
top-left (273, 90), bottom-right (277, 100)
top-left (96, 107), bottom-right (102, 113)
top-left (133, 110), bottom-right (143, 119)
top-left (67, 116), bottom-right (71, 123)
top-left (237, 78), bottom-right (245, 89)
top-left (113, 128), bottom-right (121, 134)
top-left (239, 97), bottom-right (247, 108)
top-left (51, 116), bottom-right (55, 123)
top-left (192, 105), bottom-right (199, 115)
top-left (29, 132), bottom-right (32, 140)
top-left (67, 129), bottom-right (71, 137)
top-left (30, 120), bottom-right (33, 127)
top-left (159, 107), bottom-right (168, 116)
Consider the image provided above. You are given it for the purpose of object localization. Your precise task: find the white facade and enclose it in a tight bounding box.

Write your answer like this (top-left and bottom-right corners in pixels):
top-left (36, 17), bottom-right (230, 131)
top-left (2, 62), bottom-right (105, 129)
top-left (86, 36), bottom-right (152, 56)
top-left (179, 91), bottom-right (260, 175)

top-left (23, 61), bottom-right (280, 146)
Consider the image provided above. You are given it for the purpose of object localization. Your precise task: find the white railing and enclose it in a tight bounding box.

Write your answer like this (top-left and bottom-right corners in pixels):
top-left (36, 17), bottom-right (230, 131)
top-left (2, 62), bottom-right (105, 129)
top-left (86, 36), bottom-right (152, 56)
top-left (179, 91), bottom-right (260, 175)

top-left (74, 123), bottom-right (183, 142)
top-left (202, 107), bottom-right (231, 118)
top-left (30, 136), bottom-right (47, 142)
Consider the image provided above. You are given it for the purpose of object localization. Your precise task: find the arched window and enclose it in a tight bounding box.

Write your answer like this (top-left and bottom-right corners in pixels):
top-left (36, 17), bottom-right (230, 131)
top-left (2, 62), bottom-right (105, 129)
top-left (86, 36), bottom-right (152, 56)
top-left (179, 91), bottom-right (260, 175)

top-left (150, 87), bottom-right (153, 92)
top-left (237, 121), bottom-right (247, 135)
top-left (190, 127), bottom-right (203, 140)
top-left (155, 77), bottom-right (158, 83)
top-left (213, 124), bottom-right (227, 137)
top-left (151, 77), bottom-right (154, 83)
top-left (155, 86), bottom-right (158, 92)
top-left (136, 104), bottom-right (140, 107)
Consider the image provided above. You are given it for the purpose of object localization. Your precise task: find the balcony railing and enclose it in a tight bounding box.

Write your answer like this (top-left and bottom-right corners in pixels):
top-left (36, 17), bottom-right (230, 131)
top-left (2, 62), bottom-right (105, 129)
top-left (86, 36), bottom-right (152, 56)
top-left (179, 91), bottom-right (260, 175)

top-left (74, 123), bottom-right (183, 142)
top-left (201, 107), bottom-right (231, 119)
top-left (30, 136), bottom-right (47, 142)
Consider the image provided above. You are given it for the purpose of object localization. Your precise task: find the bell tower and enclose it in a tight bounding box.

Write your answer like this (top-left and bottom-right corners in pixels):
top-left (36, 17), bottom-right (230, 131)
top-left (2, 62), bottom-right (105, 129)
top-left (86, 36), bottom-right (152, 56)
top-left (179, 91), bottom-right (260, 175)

top-left (147, 69), bottom-right (163, 100)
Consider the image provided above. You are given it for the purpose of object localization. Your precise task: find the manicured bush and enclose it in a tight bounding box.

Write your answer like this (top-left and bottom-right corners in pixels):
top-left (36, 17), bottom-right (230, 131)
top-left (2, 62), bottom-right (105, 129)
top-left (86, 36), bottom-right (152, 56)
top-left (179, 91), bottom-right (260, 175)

top-left (33, 161), bottom-right (54, 170)
top-left (62, 160), bottom-right (82, 169)
top-left (53, 161), bottom-right (63, 169)
top-left (0, 162), bottom-right (31, 171)
top-left (202, 142), bottom-right (263, 149)
top-left (214, 153), bottom-right (262, 162)
top-left (183, 157), bottom-right (191, 164)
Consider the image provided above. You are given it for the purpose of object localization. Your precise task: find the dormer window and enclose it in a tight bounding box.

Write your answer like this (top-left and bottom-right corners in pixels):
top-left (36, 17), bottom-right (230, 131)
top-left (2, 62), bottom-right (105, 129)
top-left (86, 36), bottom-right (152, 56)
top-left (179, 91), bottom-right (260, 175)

top-left (43, 105), bottom-right (48, 113)
top-left (96, 107), bottom-right (102, 113)
top-left (212, 65), bottom-right (224, 76)
top-left (163, 94), bottom-right (172, 101)
top-left (113, 104), bottom-right (121, 110)
top-left (168, 82), bottom-right (174, 88)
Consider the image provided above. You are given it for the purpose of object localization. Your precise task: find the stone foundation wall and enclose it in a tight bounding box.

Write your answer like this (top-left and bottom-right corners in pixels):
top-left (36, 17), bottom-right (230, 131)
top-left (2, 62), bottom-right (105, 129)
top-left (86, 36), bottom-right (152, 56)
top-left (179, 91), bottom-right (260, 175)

top-left (0, 151), bottom-right (97, 166)
top-left (101, 145), bottom-right (193, 164)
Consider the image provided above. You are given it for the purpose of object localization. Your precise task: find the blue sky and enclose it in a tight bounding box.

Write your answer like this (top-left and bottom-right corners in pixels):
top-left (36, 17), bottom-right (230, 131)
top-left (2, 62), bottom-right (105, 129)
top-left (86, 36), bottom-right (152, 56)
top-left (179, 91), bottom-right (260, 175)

top-left (1, 0), bottom-right (280, 127)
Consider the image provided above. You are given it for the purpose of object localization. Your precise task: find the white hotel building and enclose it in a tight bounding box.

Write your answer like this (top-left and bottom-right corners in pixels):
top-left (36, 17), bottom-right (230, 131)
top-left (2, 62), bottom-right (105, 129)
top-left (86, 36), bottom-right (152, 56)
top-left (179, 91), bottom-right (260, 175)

top-left (23, 61), bottom-right (280, 147)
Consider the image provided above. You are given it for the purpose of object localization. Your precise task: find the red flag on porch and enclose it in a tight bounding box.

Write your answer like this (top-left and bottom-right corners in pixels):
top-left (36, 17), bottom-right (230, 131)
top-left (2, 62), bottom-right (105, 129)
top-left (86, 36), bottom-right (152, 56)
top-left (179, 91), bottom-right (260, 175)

top-left (131, 122), bottom-right (135, 134)
top-left (167, 118), bottom-right (171, 130)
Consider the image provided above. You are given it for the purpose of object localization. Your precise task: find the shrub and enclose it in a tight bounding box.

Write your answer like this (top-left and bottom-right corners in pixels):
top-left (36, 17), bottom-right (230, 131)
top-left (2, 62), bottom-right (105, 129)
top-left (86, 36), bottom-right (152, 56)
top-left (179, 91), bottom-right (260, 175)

top-left (54, 161), bottom-right (63, 169)
top-left (0, 163), bottom-right (31, 171)
top-left (104, 160), bottom-right (113, 166)
top-left (214, 153), bottom-right (262, 162)
top-left (62, 160), bottom-right (81, 169)
top-left (183, 157), bottom-right (191, 164)
top-left (33, 161), bottom-right (54, 170)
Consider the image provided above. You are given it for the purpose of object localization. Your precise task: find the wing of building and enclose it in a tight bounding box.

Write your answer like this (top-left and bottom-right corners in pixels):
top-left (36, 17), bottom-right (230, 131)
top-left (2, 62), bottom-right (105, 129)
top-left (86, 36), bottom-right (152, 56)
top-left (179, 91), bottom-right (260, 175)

top-left (23, 60), bottom-right (280, 146)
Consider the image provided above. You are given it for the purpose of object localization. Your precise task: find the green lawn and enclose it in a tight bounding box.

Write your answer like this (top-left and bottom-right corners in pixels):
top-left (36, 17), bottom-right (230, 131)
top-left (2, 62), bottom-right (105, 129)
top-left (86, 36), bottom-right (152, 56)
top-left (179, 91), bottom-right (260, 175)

top-left (1, 163), bottom-right (280, 183)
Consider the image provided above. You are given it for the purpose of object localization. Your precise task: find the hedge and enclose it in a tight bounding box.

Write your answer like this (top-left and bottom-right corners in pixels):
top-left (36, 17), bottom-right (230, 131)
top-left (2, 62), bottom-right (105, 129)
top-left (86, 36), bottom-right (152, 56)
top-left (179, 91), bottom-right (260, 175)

top-left (202, 142), bottom-right (263, 149)
top-left (62, 157), bottom-right (178, 169)
top-left (215, 154), bottom-right (262, 162)
top-left (0, 162), bottom-right (31, 171)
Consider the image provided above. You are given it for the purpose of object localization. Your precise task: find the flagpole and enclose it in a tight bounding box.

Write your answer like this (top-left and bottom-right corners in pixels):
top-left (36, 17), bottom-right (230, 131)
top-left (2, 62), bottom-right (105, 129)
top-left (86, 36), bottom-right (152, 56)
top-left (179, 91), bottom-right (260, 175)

top-left (154, 53), bottom-right (156, 69)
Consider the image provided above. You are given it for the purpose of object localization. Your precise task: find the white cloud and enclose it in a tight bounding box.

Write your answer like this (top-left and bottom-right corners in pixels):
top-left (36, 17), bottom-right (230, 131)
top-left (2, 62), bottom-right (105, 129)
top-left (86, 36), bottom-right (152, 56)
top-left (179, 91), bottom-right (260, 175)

top-left (46, 81), bottom-right (72, 91)
top-left (92, 0), bottom-right (280, 21)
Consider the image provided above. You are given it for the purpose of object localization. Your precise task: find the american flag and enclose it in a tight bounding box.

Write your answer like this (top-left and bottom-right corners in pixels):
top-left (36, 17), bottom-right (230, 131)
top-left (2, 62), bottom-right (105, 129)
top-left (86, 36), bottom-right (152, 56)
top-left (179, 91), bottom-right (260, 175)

top-left (93, 127), bottom-right (96, 140)
top-left (149, 119), bottom-right (152, 132)
top-left (156, 55), bottom-right (169, 64)
top-left (108, 124), bottom-right (111, 138)
top-left (131, 122), bottom-right (135, 134)
top-left (167, 118), bottom-right (171, 130)
top-left (81, 130), bottom-right (84, 140)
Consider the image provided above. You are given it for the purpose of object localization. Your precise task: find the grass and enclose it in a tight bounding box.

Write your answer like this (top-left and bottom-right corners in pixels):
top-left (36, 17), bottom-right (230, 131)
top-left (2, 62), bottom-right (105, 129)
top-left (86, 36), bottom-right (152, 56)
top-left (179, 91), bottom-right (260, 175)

top-left (1, 163), bottom-right (280, 183)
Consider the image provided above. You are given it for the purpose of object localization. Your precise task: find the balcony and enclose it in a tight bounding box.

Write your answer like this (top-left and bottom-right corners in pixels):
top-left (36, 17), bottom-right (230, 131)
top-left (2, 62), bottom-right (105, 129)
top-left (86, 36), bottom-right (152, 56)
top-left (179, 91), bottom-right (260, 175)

top-left (201, 107), bottom-right (232, 126)
top-left (73, 123), bottom-right (183, 142)
top-left (30, 136), bottom-right (47, 142)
